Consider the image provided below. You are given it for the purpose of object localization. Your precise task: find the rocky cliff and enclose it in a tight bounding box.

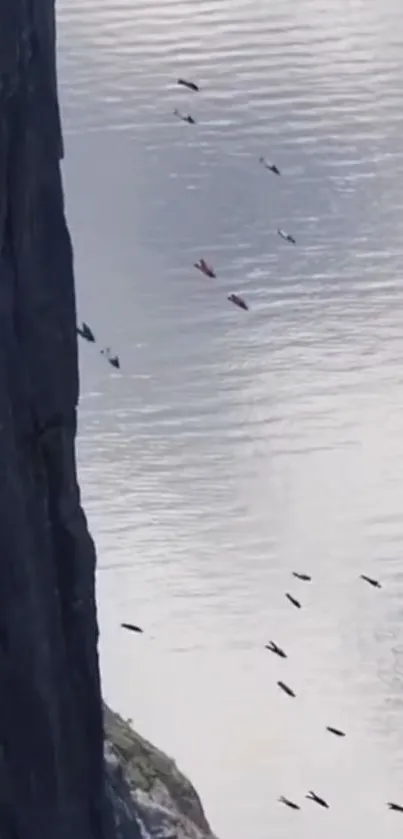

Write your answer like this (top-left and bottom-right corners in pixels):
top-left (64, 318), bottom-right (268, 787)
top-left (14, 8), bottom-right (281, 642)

top-left (0, 3), bottom-right (215, 839)
top-left (104, 706), bottom-right (216, 839)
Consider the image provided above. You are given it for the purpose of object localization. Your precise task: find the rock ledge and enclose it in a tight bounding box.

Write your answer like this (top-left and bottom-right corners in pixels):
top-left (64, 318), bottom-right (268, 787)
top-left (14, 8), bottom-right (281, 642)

top-left (104, 705), bottom-right (217, 839)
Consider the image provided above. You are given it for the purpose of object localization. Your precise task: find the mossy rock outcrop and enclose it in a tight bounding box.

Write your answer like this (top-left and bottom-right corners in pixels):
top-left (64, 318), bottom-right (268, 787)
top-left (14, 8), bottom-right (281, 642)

top-left (104, 705), bottom-right (217, 839)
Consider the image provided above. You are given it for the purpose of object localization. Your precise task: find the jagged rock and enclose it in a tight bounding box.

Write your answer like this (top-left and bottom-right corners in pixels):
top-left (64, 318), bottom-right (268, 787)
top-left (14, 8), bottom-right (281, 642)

top-left (104, 706), bottom-right (216, 839)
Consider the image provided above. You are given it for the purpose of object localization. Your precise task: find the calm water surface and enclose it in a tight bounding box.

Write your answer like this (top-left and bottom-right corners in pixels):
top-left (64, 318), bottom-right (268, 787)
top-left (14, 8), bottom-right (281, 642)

top-left (57, 1), bottom-right (403, 836)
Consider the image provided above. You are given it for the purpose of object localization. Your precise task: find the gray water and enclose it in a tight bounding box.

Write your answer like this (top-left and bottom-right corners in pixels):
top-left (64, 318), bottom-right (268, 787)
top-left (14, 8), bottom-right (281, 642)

top-left (57, 1), bottom-right (403, 837)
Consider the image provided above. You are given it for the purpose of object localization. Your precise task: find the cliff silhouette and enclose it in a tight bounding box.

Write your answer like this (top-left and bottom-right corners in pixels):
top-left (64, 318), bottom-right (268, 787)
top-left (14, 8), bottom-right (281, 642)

top-left (0, 4), bottom-right (216, 838)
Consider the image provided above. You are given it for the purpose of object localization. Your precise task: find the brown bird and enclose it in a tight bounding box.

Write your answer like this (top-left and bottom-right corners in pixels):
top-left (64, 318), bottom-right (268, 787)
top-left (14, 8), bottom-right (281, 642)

top-left (388, 802), bottom-right (403, 812)
top-left (228, 293), bottom-right (249, 311)
top-left (177, 78), bottom-right (199, 92)
top-left (279, 796), bottom-right (300, 810)
top-left (306, 791), bottom-right (329, 809)
top-left (285, 593), bottom-right (301, 609)
top-left (292, 572), bottom-right (311, 582)
top-left (326, 726), bottom-right (346, 737)
top-left (174, 107), bottom-right (196, 124)
top-left (121, 623), bottom-right (143, 633)
top-left (360, 574), bottom-right (381, 589)
top-left (277, 680), bottom-right (296, 698)
top-left (194, 258), bottom-right (216, 278)
top-left (265, 641), bottom-right (287, 659)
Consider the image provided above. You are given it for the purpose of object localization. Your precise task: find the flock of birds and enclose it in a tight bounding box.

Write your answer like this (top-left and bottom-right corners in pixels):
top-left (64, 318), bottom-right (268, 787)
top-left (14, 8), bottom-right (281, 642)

top-left (173, 77), bottom-right (297, 313)
top-left (77, 321), bottom-right (120, 369)
top-left (77, 75), bottom-right (403, 818)
top-left (263, 569), bottom-right (401, 813)
top-left (77, 75), bottom-right (298, 357)
top-left (120, 570), bottom-right (402, 815)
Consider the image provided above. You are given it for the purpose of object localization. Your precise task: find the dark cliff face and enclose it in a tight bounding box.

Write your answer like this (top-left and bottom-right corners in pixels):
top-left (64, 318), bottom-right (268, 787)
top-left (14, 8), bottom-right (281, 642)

top-left (0, 3), bottom-right (132, 838)
top-left (0, 7), bottom-right (215, 839)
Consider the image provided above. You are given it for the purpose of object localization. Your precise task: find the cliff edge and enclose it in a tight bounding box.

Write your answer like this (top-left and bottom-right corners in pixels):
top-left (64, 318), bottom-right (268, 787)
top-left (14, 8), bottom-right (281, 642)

top-left (0, 3), bottom-right (215, 839)
top-left (104, 705), bottom-right (216, 839)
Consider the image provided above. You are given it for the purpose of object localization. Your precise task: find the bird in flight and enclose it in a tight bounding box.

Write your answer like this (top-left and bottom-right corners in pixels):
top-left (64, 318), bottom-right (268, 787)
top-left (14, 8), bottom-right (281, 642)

top-left (277, 680), bottom-right (296, 698)
top-left (306, 791), bottom-right (329, 809)
top-left (285, 593), bottom-right (301, 609)
top-left (121, 623), bottom-right (143, 633)
top-left (265, 641), bottom-right (287, 659)
top-left (277, 228), bottom-right (296, 245)
top-left (326, 726), bottom-right (346, 737)
top-left (278, 796), bottom-right (300, 810)
top-left (259, 156), bottom-right (281, 175)
top-left (174, 108), bottom-right (196, 124)
top-left (388, 802), bottom-right (403, 812)
top-left (177, 78), bottom-right (199, 92)
top-left (360, 574), bottom-right (381, 589)
top-left (101, 347), bottom-right (120, 369)
top-left (292, 572), bottom-right (311, 582)
top-left (77, 321), bottom-right (95, 342)
top-left (228, 293), bottom-right (249, 311)
top-left (194, 258), bottom-right (216, 278)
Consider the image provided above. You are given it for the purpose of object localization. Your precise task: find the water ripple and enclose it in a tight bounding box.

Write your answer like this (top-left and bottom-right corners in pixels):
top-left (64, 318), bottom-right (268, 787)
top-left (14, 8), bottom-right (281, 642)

top-left (60, 1), bottom-right (403, 838)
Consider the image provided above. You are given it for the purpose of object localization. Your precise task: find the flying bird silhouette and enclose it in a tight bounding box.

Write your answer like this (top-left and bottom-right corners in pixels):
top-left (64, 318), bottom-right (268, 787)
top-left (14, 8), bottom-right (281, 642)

top-left (121, 623), bottom-right (143, 633)
top-left (360, 574), bottom-right (381, 588)
top-left (174, 107), bottom-right (196, 124)
top-left (277, 228), bottom-right (296, 245)
top-left (77, 321), bottom-right (95, 342)
top-left (228, 293), bottom-right (249, 311)
top-left (277, 680), bottom-right (296, 698)
top-left (259, 156), bottom-right (281, 175)
top-left (279, 796), bottom-right (300, 810)
top-left (194, 258), bottom-right (216, 278)
top-left (292, 572), bottom-right (311, 582)
top-left (306, 791), bottom-right (329, 809)
top-left (285, 593), bottom-right (301, 609)
top-left (326, 726), bottom-right (346, 737)
top-left (177, 78), bottom-right (199, 92)
top-left (388, 802), bottom-right (403, 812)
top-left (101, 348), bottom-right (120, 370)
top-left (265, 641), bottom-right (287, 659)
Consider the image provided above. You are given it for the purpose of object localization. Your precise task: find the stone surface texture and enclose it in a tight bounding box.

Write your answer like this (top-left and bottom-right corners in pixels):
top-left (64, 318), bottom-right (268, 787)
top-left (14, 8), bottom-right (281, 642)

top-left (104, 706), bottom-right (217, 839)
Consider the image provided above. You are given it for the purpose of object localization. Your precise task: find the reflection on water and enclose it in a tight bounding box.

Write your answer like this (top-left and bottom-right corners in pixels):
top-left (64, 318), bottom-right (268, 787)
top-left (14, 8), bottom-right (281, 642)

top-left (57, 0), bottom-right (403, 836)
